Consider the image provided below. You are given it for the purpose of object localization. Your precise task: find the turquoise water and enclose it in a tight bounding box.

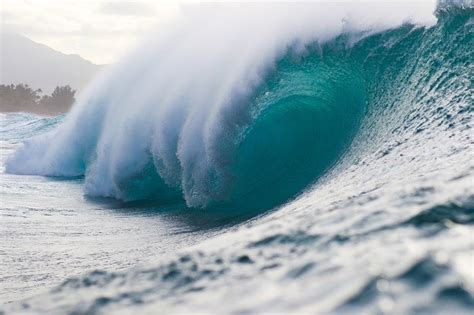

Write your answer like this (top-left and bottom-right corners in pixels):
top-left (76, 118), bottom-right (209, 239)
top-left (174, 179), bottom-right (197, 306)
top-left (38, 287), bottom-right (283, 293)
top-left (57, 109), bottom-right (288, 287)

top-left (1, 6), bottom-right (473, 315)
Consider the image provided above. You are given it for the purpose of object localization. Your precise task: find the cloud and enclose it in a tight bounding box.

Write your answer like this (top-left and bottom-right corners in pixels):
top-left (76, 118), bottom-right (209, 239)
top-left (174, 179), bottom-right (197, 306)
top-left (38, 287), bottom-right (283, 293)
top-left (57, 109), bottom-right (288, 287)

top-left (99, 1), bottom-right (157, 16)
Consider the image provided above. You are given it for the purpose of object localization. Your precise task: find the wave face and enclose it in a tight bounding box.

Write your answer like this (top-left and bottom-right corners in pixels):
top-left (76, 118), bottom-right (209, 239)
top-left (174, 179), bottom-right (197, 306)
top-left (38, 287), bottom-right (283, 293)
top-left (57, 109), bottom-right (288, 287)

top-left (2, 2), bottom-right (474, 315)
top-left (5, 2), bottom-right (437, 211)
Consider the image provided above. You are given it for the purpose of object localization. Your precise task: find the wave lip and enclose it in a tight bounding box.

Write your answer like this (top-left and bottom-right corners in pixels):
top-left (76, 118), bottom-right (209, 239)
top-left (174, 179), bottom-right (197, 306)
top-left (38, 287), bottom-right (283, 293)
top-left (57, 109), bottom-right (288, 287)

top-left (4, 2), bottom-right (442, 212)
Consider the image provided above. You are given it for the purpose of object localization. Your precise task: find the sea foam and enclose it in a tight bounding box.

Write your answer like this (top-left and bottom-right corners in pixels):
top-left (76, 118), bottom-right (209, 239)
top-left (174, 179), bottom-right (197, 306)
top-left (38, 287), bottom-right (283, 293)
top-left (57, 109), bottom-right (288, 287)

top-left (6, 2), bottom-right (438, 207)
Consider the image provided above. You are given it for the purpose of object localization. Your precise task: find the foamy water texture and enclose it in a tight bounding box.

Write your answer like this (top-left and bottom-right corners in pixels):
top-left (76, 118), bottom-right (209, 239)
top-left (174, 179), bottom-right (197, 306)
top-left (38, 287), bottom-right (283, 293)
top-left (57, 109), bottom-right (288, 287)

top-left (6, 2), bottom-right (437, 208)
top-left (2, 1), bottom-right (473, 314)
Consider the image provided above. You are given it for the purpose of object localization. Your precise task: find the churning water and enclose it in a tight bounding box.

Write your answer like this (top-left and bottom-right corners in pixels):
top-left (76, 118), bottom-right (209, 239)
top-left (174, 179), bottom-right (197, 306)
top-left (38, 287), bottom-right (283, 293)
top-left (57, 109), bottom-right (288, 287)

top-left (1, 2), bottom-right (473, 314)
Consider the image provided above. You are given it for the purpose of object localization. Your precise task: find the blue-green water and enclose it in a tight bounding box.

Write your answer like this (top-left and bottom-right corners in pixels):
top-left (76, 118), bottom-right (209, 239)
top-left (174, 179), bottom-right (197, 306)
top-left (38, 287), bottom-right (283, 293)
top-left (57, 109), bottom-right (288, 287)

top-left (1, 5), bottom-right (473, 315)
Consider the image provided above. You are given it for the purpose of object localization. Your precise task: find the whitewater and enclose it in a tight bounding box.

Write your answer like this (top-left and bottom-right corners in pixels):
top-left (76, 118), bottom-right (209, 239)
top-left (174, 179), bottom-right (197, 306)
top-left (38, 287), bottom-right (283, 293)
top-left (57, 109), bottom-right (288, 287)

top-left (1, 1), bottom-right (473, 314)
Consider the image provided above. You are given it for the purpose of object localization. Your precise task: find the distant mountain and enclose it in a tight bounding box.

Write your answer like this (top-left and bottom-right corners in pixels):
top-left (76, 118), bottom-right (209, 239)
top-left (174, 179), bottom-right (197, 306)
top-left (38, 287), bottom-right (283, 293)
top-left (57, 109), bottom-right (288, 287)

top-left (0, 33), bottom-right (103, 94)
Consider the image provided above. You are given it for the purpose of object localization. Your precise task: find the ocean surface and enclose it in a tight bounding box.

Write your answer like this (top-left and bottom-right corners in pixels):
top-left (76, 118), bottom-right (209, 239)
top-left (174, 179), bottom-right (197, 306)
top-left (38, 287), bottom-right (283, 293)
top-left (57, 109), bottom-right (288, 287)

top-left (1, 2), bottom-right (473, 314)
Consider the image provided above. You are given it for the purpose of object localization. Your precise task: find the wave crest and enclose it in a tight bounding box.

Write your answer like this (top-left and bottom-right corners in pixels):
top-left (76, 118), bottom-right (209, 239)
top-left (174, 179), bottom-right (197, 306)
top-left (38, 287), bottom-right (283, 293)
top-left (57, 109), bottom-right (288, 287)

top-left (5, 3), bottom-right (439, 210)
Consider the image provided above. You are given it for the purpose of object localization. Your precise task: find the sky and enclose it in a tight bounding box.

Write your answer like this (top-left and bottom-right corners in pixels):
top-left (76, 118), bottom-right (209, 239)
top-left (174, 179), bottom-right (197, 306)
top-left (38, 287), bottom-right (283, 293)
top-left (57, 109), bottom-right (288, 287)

top-left (1, 0), bottom-right (182, 64)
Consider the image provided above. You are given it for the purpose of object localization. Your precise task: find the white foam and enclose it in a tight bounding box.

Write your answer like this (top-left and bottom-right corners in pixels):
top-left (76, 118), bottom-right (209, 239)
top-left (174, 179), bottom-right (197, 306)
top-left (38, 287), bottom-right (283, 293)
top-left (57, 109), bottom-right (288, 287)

top-left (6, 2), bottom-right (438, 207)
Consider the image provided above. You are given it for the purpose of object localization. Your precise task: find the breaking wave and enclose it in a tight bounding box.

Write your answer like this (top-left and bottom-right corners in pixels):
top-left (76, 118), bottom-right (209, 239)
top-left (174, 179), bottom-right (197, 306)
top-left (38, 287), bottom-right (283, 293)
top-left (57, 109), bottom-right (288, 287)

top-left (2, 1), bottom-right (474, 314)
top-left (5, 2), bottom-right (471, 215)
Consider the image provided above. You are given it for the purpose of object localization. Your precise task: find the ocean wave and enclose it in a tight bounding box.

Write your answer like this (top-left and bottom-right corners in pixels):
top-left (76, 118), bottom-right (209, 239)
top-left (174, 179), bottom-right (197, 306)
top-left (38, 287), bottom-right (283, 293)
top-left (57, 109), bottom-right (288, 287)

top-left (5, 2), bottom-right (442, 212)
top-left (2, 5), bottom-right (473, 312)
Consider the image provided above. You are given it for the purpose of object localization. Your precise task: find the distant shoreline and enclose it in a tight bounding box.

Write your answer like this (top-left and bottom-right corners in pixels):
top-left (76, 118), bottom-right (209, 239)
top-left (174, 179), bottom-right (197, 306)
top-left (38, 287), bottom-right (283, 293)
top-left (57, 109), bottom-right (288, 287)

top-left (0, 83), bottom-right (75, 116)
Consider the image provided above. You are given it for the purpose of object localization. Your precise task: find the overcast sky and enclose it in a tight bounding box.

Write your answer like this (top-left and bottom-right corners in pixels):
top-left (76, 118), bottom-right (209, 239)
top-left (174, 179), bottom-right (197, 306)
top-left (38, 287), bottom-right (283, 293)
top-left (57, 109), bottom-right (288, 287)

top-left (1, 0), bottom-right (182, 64)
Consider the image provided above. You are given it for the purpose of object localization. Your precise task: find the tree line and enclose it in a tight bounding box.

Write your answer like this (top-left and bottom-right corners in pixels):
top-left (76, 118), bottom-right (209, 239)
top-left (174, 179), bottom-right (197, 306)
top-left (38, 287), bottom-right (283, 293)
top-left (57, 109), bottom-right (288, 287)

top-left (0, 84), bottom-right (76, 115)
